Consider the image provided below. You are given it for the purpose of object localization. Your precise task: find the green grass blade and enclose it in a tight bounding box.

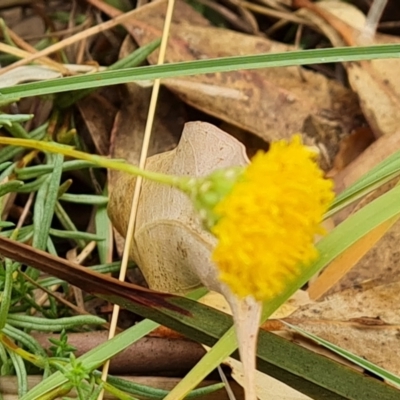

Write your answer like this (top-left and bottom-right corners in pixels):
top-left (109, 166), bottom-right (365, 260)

top-left (327, 149), bottom-right (400, 217)
top-left (2, 178), bottom-right (400, 400)
top-left (0, 44), bottom-right (399, 100)
top-left (49, 228), bottom-right (103, 242)
top-left (20, 288), bottom-right (207, 400)
top-left (16, 160), bottom-right (97, 180)
top-left (0, 124), bottom-right (46, 164)
top-left (56, 38), bottom-right (161, 108)
top-left (164, 327), bottom-right (237, 400)
top-left (112, 184), bottom-right (400, 399)
top-left (95, 186), bottom-right (112, 264)
top-left (20, 319), bottom-right (160, 400)
top-left (0, 261), bottom-right (15, 330)
top-left (0, 137), bottom-right (399, 397)
top-left (285, 322), bottom-right (400, 388)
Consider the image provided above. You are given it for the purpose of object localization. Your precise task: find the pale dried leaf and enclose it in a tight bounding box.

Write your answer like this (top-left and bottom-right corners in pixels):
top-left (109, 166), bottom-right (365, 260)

top-left (0, 64), bottom-right (103, 88)
top-left (108, 122), bottom-right (248, 294)
top-left (198, 291), bottom-right (231, 314)
top-left (225, 357), bottom-right (312, 400)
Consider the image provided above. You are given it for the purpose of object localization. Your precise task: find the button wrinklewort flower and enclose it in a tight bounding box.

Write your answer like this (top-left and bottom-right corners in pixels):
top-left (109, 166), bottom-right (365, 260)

top-left (211, 135), bottom-right (334, 301)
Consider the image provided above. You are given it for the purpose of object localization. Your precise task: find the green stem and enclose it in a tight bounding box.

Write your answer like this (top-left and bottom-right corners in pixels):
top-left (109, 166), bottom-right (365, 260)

top-left (0, 332), bottom-right (46, 368)
top-left (0, 137), bottom-right (189, 188)
top-left (95, 378), bottom-right (138, 400)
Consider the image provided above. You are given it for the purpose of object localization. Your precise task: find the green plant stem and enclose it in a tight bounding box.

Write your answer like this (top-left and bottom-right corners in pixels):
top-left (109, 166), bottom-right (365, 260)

top-left (0, 137), bottom-right (188, 188)
top-left (0, 332), bottom-right (45, 369)
top-left (95, 378), bottom-right (138, 400)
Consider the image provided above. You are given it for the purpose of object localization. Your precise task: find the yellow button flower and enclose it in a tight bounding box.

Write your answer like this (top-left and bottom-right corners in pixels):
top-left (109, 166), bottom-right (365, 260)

top-left (211, 135), bottom-right (334, 301)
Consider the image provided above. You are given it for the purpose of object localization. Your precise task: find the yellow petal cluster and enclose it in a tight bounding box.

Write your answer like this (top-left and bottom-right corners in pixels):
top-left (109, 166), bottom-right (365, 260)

top-left (211, 135), bottom-right (334, 301)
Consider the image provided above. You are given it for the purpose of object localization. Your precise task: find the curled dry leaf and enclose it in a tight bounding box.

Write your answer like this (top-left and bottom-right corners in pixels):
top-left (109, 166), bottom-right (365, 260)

top-left (108, 122), bottom-right (248, 294)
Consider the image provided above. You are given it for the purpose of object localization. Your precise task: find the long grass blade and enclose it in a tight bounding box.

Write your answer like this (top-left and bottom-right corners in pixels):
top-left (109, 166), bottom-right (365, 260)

top-left (285, 322), bottom-right (400, 388)
top-left (0, 44), bottom-right (399, 100)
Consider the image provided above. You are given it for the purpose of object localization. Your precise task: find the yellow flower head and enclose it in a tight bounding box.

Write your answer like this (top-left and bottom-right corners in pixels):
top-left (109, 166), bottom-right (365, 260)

top-left (211, 135), bottom-right (334, 301)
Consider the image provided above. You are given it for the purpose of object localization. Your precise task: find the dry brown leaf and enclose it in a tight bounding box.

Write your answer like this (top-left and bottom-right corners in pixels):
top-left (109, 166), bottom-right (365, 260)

top-left (93, 0), bottom-right (361, 170)
top-left (328, 126), bottom-right (375, 177)
top-left (77, 93), bottom-right (117, 156)
top-left (130, 1), bottom-right (360, 147)
top-left (296, 0), bottom-right (400, 137)
top-left (10, 15), bottom-right (44, 38)
top-left (288, 280), bottom-right (400, 375)
top-left (108, 122), bottom-right (248, 294)
top-left (297, 280), bottom-right (400, 324)
top-left (109, 83), bottom-right (184, 181)
top-left (108, 35), bottom-right (185, 192)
